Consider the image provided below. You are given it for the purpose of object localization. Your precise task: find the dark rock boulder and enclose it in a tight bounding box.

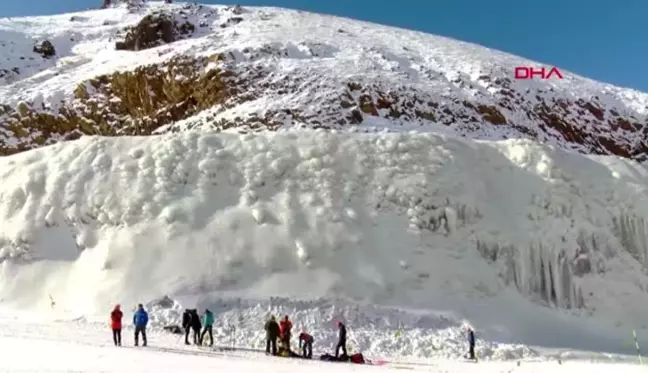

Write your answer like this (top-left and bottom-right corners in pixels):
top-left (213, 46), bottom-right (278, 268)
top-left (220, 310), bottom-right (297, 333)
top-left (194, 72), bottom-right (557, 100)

top-left (226, 4), bottom-right (244, 15)
top-left (33, 40), bottom-right (56, 59)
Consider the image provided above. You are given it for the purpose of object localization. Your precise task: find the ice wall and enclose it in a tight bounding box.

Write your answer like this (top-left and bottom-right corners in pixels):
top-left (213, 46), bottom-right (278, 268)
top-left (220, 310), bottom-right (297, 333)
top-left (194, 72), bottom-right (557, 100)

top-left (0, 131), bottom-right (647, 331)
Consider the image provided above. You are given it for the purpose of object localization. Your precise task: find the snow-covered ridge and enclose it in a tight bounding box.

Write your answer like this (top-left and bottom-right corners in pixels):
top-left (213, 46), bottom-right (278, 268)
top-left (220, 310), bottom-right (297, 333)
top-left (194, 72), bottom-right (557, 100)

top-left (0, 130), bottom-right (647, 358)
top-left (0, 2), bottom-right (647, 159)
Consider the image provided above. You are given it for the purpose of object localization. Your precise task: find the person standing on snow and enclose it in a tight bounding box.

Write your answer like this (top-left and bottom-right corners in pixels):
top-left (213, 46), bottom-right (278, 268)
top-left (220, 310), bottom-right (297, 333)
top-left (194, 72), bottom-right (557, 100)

top-left (466, 326), bottom-right (476, 360)
top-left (279, 315), bottom-right (293, 350)
top-left (264, 315), bottom-right (280, 355)
top-left (190, 309), bottom-right (202, 345)
top-left (182, 309), bottom-right (192, 345)
top-left (110, 304), bottom-right (123, 346)
top-left (298, 330), bottom-right (314, 358)
top-left (200, 309), bottom-right (214, 346)
top-left (133, 304), bottom-right (148, 347)
top-left (335, 321), bottom-right (347, 358)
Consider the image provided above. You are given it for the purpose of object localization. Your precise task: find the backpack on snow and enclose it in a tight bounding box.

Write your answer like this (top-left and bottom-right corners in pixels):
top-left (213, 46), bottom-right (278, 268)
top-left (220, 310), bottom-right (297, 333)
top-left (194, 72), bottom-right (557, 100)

top-left (319, 353), bottom-right (337, 361)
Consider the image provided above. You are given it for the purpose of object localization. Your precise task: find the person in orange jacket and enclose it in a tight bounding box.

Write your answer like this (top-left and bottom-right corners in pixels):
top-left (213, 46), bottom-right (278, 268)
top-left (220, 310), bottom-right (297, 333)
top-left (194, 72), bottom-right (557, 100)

top-left (110, 304), bottom-right (123, 346)
top-left (279, 315), bottom-right (293, 350)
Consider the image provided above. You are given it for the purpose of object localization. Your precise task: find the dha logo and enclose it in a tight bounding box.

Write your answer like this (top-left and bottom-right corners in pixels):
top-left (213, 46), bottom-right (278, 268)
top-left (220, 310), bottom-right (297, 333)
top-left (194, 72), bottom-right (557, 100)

top-left (515, 66), bottom-right (563, 80)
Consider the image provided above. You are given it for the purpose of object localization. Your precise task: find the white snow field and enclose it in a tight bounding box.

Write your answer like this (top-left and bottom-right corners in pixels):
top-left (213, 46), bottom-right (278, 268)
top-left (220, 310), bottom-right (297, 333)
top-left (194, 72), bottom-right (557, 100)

top-left (0, 312), bottom-right (643, 373)
top-left (0, 130), bottom-right (647, 369)
top-left (0, 314), bottom-right (646, 373)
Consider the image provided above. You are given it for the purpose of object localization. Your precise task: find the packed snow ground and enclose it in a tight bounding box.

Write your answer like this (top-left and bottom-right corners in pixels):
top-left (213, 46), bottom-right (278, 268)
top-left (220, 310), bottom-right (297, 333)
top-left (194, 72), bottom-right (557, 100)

top-left (0, 130), bottom-right (647, 363)
top-left (0, 310), bottom-right (645, 373)
top-left (0, 309), bottom-right (645, 373)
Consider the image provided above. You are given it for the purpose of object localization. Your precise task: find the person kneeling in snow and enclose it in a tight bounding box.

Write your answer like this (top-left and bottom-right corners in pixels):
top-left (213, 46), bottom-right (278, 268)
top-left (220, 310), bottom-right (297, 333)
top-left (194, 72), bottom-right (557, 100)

top-left (298, 331), bottom-right (314, 358)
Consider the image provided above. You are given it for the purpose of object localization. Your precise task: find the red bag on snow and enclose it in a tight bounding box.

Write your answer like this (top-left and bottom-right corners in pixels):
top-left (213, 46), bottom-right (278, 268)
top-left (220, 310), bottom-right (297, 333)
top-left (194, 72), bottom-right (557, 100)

top-left (350, 353), bottom-right (365, 364)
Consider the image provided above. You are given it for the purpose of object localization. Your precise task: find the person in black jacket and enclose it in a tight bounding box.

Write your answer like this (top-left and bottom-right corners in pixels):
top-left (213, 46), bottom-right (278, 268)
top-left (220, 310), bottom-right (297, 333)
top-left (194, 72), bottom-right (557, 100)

top-left (264, 315), bottom-right (280, 355)
top-left (335, 321), bottom-right (347, 358)
top-left (182, 309), bottom-right (192, 345)
top-left (190, 309), bottom-right (202, 345)
top-left (467, 326), bottom-right (476, 360)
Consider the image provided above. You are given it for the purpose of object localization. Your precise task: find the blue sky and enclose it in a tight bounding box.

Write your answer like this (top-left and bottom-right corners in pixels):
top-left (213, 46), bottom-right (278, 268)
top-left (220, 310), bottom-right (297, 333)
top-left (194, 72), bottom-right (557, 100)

top-left (2, 0), bottom-right (647, 92)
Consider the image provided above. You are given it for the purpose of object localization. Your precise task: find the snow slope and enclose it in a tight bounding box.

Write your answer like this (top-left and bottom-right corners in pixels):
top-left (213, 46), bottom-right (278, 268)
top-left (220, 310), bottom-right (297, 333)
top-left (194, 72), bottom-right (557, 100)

top-left (0, 130), bottom-right (647, 360)
top-left (0, 2), bottom-right (647, 159)
top-left (1, 309), bottom-right (644, 373)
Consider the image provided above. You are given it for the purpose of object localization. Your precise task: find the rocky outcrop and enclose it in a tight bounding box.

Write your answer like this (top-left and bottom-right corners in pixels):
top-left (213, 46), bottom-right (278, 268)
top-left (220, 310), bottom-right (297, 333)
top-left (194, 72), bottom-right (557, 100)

top-left (1, 5), bottom-right (646, 161)
top-left (33, 40), bottom-right (56, 59)
top-left (115, 11), bottom-right (195, 51)
top-left (226, 4), bottom-right (244, 15)
top-left (2, 47), bottom-right (647, 160)
top-left (0, 55), bottom-right (238, 155)
top-left (0, 67), bottom-right (20, 80)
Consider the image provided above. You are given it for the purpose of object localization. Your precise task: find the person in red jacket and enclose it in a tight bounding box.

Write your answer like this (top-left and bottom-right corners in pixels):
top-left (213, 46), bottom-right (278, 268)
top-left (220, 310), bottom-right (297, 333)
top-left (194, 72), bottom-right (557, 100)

top-left (110, 304), bottom-right (123, 346)
top-left (298, 330), bottom-right (314, 358)
top-left (279, 315), bottom-right (293, 350)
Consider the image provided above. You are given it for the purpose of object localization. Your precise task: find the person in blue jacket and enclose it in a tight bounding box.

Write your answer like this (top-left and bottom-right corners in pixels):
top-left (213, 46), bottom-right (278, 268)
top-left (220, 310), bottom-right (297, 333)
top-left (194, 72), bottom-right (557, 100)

top-left (133, 303), bottom-right (149, 347)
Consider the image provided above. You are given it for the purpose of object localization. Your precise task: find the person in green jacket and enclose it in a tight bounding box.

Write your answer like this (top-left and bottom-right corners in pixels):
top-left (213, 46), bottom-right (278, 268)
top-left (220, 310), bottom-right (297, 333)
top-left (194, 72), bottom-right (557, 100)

top-left (200, 309), bottom-right (215, 347)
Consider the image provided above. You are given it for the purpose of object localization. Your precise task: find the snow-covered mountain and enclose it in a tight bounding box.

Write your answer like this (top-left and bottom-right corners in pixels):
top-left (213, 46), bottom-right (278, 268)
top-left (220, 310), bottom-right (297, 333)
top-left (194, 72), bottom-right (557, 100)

top-left (1, 1), bottom-right (648, 364)
top-left (0, 1), bottom-right (647, 160)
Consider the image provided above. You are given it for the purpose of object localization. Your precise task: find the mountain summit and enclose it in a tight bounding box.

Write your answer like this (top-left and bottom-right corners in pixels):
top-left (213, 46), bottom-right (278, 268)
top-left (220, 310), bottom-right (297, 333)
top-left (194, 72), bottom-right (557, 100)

top-left (1, 2), bottom-right (647, 160)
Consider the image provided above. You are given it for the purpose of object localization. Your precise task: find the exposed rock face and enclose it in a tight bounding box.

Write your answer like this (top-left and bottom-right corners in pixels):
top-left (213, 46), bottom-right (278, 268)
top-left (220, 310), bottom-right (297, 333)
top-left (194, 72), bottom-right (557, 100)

top-left (102, 0), bottom-right (149, 9)
top-left (33, 40), bottom-right (56, 59)
top-left (0, 67), bottom-right (20, 81)
top-left (115, 11), bottom-right (195, 51)
top-left (226, 4), bottom-right (244, 15)
top-left (1, 4), bottom-right (647, 161)
top-left (0, 55), bottom-right (235, 154)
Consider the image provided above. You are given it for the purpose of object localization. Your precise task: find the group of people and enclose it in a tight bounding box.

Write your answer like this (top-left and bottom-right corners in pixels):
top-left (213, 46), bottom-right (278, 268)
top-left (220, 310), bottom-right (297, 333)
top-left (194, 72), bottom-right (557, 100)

top-left (182, 308), bottom-right (215, 347)
top-left (109, 304), bottom-right (215, 347)
top-left (109, 304), bottom-right (149, 347)
top-left (263, 315), bottom-right (348, 359)
top-left (109, 304), bottom-right (477, 361)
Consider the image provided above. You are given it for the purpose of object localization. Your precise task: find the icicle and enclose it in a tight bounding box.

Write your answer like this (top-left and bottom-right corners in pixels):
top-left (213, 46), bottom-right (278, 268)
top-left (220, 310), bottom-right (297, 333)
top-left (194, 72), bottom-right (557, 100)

top-left (560, 254), bottom-right (573, 308)
top-left (614, 214), bottom-right (648, 268)
top-left (554, 252), bottom-right (563, 308)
